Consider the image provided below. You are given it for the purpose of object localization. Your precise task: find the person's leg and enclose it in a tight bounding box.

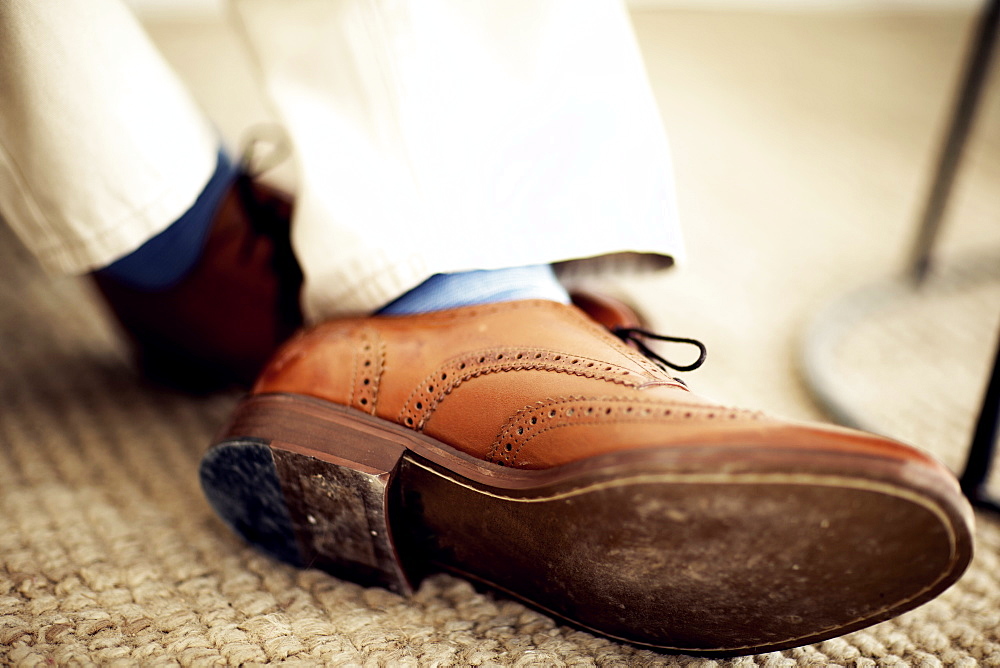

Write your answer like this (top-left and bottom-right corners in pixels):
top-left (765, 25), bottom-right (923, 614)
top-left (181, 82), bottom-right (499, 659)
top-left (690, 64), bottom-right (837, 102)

top-left (232, 0), bottom-right (682, 319)
top-left (0, 0), bottom-right (303, 384)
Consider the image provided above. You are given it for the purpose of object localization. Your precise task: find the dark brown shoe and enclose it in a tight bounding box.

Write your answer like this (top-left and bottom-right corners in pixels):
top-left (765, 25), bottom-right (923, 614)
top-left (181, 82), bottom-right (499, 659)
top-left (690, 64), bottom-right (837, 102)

top-left (93, 176), bottom-right (304, 387)
top-left (200, 300), bottom-right (974, 655)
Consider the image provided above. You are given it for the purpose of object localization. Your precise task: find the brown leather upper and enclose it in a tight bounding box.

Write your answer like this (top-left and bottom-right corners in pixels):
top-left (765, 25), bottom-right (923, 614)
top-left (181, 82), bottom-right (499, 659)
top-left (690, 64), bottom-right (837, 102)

top-left (253, 299), bottom-right (941, 471)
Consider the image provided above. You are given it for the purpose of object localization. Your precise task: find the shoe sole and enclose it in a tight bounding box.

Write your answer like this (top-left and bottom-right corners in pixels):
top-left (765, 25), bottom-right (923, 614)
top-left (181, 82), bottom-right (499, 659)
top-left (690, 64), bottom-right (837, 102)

top-left (200, 392), bottom-right (974, 655)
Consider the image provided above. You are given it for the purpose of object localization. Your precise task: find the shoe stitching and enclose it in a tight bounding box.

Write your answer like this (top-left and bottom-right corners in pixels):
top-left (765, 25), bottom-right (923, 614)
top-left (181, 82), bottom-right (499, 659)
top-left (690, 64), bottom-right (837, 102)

top-left (489, 397), bottom-right (764, 466)
top-left (396, 348), bottom-right (668, 431)
top-left (352, 327), bottom-right (384, 415)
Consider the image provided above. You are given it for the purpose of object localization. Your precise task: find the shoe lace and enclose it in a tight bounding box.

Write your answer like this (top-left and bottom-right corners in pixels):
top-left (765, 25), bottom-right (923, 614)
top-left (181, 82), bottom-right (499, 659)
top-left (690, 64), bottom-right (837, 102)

top-left (612, 327), bottom-right (707, 373)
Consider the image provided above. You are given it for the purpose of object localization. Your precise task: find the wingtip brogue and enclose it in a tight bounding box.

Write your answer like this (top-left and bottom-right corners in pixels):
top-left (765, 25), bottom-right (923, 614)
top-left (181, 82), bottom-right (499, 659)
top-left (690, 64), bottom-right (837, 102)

top-left (201, 299), bottom-right (974, 655)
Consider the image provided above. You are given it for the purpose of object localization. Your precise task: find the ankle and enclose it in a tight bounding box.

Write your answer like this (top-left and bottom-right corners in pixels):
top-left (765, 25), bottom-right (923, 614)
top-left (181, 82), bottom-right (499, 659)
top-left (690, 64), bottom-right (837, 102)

top-left (377, 265), bottom-right (570, 316)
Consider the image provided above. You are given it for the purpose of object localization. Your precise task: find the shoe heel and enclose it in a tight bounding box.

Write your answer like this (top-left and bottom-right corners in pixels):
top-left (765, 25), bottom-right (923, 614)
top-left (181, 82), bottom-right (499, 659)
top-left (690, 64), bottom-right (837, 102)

top-left (200, 393), bottom-right (414, 595)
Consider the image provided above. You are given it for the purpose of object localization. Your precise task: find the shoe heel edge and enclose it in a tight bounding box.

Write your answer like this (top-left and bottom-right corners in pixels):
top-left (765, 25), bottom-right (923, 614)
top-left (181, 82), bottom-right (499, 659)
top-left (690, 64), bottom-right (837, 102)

top-left (200, 438), bottom-right (302, 567)
top-left (203, 393), bottom-right (415, 595)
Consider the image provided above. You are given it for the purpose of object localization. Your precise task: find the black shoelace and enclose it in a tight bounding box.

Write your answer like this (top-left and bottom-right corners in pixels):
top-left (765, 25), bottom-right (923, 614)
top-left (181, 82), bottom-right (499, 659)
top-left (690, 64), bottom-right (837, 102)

top-left (612, 327), bottom-right (707, 373)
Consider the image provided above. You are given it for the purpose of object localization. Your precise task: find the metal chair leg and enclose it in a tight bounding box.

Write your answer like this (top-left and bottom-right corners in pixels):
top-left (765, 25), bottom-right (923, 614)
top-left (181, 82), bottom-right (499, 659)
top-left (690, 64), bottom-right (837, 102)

top-left (959, 331), bottom-right (1000, 513)
top-left (909, 0), bottom-right (999, 284)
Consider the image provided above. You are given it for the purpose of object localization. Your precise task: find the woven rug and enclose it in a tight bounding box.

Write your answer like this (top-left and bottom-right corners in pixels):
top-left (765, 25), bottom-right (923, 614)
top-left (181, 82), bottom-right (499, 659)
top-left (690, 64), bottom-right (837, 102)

top-left (3, 8), bottom-right (1000, 667)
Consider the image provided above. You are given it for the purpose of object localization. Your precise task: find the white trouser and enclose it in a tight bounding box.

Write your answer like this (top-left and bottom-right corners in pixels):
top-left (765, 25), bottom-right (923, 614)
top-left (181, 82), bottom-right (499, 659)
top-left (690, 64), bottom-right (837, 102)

top-left (0, 0), bottom-right (683, 319)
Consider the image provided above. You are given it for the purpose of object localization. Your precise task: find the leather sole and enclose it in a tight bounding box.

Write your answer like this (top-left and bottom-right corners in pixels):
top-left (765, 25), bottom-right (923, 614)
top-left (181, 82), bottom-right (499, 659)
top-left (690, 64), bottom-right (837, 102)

top-left (200, 392), bottom-right (974, 655)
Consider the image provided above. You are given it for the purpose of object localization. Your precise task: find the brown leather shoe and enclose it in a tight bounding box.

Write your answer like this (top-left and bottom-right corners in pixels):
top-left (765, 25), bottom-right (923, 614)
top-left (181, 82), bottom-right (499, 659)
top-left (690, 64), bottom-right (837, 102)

top-left (200, 299), bottom-right (974, 655)
top-left (93, 176), bottom-right (304, 387)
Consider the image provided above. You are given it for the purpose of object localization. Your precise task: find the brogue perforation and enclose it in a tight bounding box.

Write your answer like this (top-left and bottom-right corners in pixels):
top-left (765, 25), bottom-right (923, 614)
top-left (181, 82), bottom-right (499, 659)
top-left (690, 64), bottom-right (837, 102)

top-left (351, 327), bottom-right (384, 414)
top-left (489, 397), bottom-right (765, 466)
top-left (397, 346), bottom-right (682, 431)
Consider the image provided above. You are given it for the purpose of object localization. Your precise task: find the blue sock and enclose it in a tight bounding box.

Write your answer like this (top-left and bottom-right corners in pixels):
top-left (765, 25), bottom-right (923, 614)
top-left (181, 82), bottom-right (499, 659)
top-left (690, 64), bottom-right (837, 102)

top-left (378, 265), bottom-right (570, 315)
top-left (96, 149), bottom-right (238, 291)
